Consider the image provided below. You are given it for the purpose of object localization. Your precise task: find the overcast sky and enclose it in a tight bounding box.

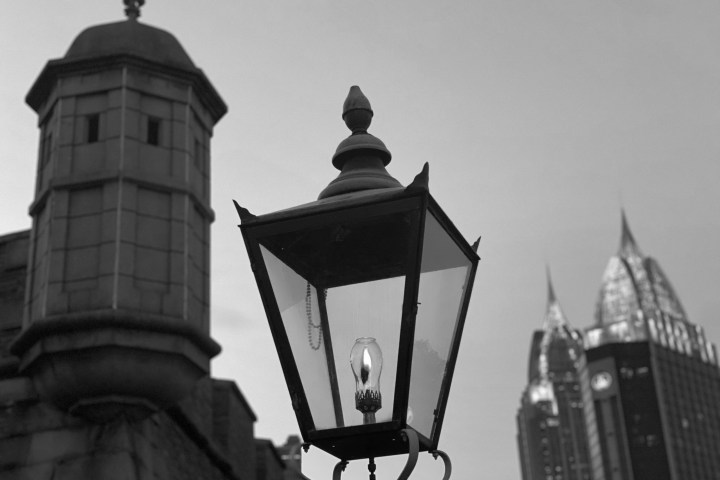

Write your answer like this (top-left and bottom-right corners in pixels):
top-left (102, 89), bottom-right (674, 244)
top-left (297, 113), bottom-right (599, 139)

top-left (2, 1), bottom-right (720, 478)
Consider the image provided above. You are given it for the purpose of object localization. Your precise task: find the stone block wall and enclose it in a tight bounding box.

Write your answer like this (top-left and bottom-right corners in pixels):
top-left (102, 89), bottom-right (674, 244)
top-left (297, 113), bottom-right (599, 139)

top-left (25, 65), bottom-right (212, 332)
top-left (0, 225), bottom-right (299, 480)
top-left (255, 439), bottom-right (286, 480)
top-left (0, 231), bottom-right (29, 373)
top-left (0, 373), bottom-right (257, 480)
top-left (212, 380), bottom-right (257, 480)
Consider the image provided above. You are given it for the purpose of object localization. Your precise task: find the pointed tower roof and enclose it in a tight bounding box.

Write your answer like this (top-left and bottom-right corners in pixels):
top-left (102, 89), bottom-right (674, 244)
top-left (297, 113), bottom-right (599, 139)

top-left (543, 267), bottom-right (569, 331)
top-left (619, 209), bottom-right (643, 257)
top-left (536, 269), bottom-right (582, 380)
top-left (546, 265), bottom-right (557, 304)
top-left (594, 211), bottom-right (688, 328)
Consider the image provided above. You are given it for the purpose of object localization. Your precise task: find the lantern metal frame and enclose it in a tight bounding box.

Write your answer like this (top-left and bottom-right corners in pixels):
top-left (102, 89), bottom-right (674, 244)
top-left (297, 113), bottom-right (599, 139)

top-left (237, 181), bottom-right (479, 462)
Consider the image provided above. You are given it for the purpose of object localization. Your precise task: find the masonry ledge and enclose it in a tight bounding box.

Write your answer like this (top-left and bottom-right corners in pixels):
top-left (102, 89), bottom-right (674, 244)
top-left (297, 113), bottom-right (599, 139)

top-left (9, 310), bottom-right (221, 422)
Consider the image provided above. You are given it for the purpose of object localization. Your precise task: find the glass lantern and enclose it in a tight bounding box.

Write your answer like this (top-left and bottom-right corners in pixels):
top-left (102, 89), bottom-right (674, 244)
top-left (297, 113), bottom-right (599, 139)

top-left (236, 86), bottom-right (479, 461)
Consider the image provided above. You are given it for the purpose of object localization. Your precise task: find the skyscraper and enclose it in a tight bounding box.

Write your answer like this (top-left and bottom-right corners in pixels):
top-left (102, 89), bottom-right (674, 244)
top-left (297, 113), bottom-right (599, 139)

top-left (517, 272), bottom-right (598, 480)
top-left (584, 213), bottom-right (720, 479)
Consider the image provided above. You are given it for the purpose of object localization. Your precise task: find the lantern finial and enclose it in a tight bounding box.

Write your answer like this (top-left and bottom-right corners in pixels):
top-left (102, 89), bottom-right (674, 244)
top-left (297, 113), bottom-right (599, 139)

top-left (320, 87), bottom-right (401, 199)
top-left (342, 86), bottom-right (373, 134)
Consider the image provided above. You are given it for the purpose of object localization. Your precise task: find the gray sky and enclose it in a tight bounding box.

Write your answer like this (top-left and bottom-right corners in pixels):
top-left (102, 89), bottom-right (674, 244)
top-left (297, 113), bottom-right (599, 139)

top-left (2, 1), bottom-right (720, 478)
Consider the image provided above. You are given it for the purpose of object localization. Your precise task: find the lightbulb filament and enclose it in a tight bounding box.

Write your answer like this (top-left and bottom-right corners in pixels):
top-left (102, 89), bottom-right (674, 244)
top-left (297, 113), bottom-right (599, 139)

top-left (361, 348), bottom-right (372, 385)
top-left (350, 337), bottom-right (383, 423)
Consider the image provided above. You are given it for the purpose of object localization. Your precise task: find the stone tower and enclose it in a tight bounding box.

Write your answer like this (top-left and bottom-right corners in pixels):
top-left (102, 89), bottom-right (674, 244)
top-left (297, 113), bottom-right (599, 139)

top-left (11, 2), bottom-right (226, 422)
top-left (1, 4), bottom-right (306, 479)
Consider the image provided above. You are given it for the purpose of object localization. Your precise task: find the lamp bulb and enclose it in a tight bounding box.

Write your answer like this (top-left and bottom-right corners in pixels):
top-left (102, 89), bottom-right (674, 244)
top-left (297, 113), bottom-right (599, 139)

top-left (350, 337), bottom-right (383, 423)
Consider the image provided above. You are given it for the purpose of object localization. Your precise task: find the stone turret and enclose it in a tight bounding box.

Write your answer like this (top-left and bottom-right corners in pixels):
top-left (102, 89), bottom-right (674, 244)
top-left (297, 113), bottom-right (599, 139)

top-left (11, 3), bottom-right (227, 421)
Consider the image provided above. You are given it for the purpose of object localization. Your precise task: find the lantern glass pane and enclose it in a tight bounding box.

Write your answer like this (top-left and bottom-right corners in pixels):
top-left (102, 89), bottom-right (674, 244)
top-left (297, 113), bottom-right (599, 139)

top-left (325, 276), bottom-right (404, 428)
top-left (260, 245), bottom-right (338, 429)
top-left (407, 213), bottom-right (473, 439)
top-left (256, 204), bottom-right (419, 432)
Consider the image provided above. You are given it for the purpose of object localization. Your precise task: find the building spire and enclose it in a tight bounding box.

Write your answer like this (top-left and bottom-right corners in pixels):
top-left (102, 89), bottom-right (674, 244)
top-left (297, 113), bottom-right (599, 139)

top-left (543, 267), bottom-right (568, 331)
top-left (546, 265), bottom-right (557, 306)
top-left (538, 268), bottom-right (580, 380)
top-left (619, 209), bottom-right (642, 257)
top-left (124, 0), bottom-right (145, 20)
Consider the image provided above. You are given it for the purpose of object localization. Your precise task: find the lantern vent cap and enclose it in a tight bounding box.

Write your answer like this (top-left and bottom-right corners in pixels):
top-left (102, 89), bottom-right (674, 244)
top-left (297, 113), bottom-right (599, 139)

top-left (332, 86), bottom-right (392, 170)
top-left (322, 86), bottom-right (400, 199)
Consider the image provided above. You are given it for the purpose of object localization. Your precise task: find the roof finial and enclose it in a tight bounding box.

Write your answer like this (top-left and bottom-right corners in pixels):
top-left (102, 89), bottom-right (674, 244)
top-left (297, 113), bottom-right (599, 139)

top-left (342, 86), bottom-right (373, 135)
top-left (124, 0), bottom-right (145, 20)
top-left (320, 86), bottom-right (398, 198)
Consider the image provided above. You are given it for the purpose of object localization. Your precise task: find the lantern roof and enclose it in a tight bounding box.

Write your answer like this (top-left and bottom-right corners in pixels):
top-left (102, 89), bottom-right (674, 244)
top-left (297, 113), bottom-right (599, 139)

top-left (237, 186), bottom-right (405, 225)
top-left (237, 161), bottom-right (432, 227)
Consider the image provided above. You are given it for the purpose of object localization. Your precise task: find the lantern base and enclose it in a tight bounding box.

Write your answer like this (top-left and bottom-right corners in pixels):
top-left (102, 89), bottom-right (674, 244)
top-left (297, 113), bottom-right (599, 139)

top-left (355, 390), bottom-right (382, 417)
top-left (326, 429), bottom-right (452, 480)
top-left (308, 423), bottom-right (430, 460)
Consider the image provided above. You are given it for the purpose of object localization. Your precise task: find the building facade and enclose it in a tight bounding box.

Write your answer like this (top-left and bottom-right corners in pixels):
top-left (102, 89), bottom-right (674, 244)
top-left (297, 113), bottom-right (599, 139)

top-left (0, 3), bottom-right (304, 480)
top-left (517, 273), bottom-right (600, 480)
top-left (518, 214), bottom-right (720, 480)
top-left (584, 213), bottom-right (720, 480)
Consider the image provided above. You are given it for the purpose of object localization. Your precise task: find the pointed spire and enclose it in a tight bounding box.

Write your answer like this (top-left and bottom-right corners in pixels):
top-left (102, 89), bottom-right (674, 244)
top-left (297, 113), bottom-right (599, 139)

top-left (619, 209), bottom-right (642, 257)
top-left (546, 265), bottom-right (557, 306)
top-left (542, 267), bottom-right (568, 331)
top-left (537, 268), bottom-right (581, 382)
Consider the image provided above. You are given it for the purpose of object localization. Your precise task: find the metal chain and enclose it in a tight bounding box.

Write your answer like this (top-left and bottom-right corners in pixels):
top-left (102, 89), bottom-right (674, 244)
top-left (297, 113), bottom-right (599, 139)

top-left (306, 282), bottom-right (323, 350)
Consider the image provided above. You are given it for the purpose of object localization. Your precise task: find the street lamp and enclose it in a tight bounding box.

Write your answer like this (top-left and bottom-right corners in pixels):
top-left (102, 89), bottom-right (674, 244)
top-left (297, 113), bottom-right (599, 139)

top-left (235, 86), bottom-right (479, 479)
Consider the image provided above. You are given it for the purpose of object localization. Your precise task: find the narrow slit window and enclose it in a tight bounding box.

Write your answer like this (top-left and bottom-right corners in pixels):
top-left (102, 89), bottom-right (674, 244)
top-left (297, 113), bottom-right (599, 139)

top-left (41, 132), bottom-right (52, 166)
top-left (87, 114), bottom-right (99, 143)
top-left (147, 117), bottom-right (161, 146)
top-left (194, 139), bottom-right (202, 168)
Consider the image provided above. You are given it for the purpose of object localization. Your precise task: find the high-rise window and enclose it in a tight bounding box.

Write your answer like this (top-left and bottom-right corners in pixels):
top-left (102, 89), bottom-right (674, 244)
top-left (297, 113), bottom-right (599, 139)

top-left (86, 114), bottom-right (99, 143)
top-left (147, 117), bottom-right (161, 146)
